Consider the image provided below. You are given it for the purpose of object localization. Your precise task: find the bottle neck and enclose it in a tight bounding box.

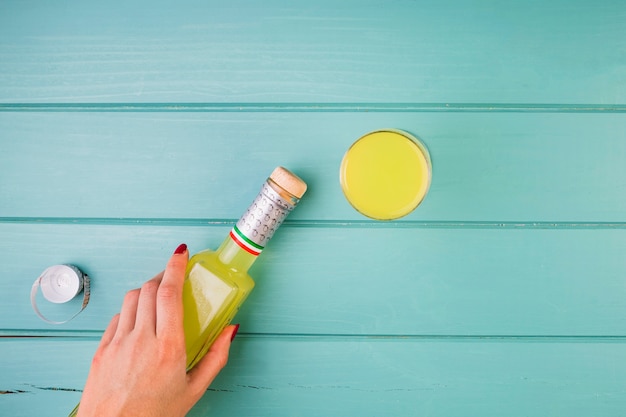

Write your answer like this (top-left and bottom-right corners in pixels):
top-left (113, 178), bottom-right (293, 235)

top-left (215, 179), bottom-right (299, 273)
top-left (216, 232), bottom-right (258, 273)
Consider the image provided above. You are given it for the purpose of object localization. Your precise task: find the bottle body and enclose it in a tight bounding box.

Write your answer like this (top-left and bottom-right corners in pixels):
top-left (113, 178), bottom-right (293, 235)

top-left (182, 244), bottom-right (255, 368)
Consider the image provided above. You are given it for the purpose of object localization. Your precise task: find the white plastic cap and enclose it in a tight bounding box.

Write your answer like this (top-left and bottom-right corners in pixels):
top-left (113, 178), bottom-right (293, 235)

top-left (39, 265), bottom-right (84, 304)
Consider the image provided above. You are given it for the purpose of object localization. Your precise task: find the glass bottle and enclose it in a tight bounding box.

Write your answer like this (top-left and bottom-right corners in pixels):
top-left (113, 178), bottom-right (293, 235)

top-left (69, 167), bottom-right (307, 416)
top-left (182, 166), bottom-right (307, 368)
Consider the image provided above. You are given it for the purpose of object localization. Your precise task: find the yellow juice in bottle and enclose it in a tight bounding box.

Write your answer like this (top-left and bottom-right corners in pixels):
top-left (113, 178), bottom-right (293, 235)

top-left (340, 129), bottom-right (431, 220)
top-left (181, 241), bottom-right (255, 368)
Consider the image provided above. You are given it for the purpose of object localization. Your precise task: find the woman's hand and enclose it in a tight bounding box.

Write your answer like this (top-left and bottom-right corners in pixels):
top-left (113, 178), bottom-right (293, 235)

top-left (77, 244), bottom-right (239, 417)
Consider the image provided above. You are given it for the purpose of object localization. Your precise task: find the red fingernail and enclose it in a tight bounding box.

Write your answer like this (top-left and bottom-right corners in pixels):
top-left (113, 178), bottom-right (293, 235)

top-left (174, 243), bottom-right (187, 254)
top-left (230, 324), bottom-right (240, 342)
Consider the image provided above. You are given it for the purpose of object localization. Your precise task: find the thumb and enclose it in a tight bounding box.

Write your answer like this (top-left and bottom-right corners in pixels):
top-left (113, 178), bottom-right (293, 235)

top-left (187, 324), bottom-right (239, 397)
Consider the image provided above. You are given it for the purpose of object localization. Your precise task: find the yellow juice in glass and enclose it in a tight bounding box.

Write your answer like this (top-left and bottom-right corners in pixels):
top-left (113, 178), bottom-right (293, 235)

top-left (340, 129), bottom-right (431, 220)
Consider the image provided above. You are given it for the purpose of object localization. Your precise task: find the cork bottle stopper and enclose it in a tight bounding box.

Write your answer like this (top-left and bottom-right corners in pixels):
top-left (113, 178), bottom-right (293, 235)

top-left (270, 167), bottom-right (307, 199)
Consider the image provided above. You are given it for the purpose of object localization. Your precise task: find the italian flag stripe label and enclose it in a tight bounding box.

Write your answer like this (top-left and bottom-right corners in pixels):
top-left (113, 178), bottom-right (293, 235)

top-left (230, 225), bottom-right (264, 256)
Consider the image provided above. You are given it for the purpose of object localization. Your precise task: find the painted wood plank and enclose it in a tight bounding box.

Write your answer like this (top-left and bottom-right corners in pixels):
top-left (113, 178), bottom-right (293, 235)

top-left (1, 336), bottom-right (626, 416)
top-left (1, 0), bottom-right (624, 104)
top-left (1, 112), bottom-right (626, 222)
top-left (2, 223), bottom-right (625, 336)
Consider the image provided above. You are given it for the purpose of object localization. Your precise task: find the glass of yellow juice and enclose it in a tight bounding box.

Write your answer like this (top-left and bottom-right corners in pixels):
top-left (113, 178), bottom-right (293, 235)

top-left (340, 129), bottom-right (432, 220)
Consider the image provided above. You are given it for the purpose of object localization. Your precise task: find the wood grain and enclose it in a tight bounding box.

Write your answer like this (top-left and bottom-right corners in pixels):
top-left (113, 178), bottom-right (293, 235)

top-left (1, 0), bottom-right (625, 416)
top-left (2, 223), bottom-right (626, 336)
top-left (1, 337), bottom-right (626, 417)
top-left (1, 0), bottom-right (624, 104)
top-left (1, 112), bottom-right (625, 222)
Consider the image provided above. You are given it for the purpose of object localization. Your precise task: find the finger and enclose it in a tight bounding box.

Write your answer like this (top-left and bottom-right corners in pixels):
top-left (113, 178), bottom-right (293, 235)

top-left (156, 244), bottom-right (188, 339)
top-left (186, 325), bottom-right (238, 398)
top-left (115, 288), bottom-right (140, 337)
top-left (99, 313), bottom-right (120, 348)
top-left (134, 272), bottom-right (164, 334)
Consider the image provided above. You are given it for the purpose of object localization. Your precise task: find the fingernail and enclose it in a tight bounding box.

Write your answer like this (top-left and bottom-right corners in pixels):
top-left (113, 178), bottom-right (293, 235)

top-left (230, 324), bottom-right (240, 342)
top-left (174, 243), bottom-right (187, 255)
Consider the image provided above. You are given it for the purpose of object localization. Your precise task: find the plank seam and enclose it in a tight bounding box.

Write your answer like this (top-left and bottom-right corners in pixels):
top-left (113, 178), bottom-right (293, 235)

top-left (1, 217), bottom-right (626, 229)
top-left (2, 332), bottom-right (626, 342)
top-left (1, 103), bottom-right (626, 113)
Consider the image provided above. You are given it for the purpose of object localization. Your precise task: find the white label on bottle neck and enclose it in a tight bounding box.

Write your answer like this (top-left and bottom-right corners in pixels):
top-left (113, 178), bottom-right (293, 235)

top-left (236, 181), bottom-right (294, 249)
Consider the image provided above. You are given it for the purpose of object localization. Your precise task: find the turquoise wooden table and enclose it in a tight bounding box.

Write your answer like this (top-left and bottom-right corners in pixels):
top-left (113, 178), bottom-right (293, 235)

top-left (2, 1), bottom-right (626, 415)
